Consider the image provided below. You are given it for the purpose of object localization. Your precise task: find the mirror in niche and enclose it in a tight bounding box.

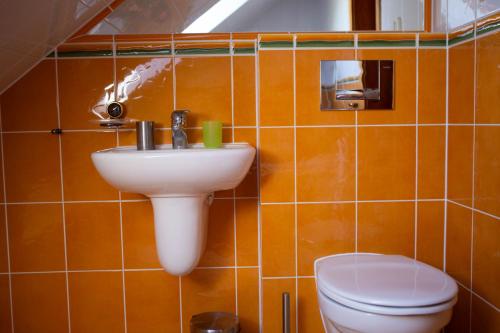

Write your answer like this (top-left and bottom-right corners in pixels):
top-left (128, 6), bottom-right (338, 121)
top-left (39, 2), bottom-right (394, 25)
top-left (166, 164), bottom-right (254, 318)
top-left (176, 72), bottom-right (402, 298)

top-left (90, 0), bottom-right (425, 34)
top-left (320, 60), bottom-right (394, 111)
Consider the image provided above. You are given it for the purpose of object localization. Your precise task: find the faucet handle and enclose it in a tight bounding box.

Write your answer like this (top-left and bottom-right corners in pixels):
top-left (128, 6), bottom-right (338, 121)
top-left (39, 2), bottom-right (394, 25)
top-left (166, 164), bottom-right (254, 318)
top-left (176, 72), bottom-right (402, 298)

top-left (171, 109), bottom-right (189, 128)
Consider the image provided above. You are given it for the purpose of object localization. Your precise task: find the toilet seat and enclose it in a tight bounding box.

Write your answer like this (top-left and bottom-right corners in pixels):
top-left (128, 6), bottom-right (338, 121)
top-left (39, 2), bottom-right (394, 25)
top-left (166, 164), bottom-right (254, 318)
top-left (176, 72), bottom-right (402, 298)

top-left (315, 253), bottom-right (458, 316)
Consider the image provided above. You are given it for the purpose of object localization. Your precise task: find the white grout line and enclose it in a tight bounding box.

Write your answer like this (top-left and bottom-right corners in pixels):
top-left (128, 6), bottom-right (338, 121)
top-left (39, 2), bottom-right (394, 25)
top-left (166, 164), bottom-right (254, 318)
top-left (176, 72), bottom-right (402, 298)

top-left (171, 35), bottom-right (184, 333)
top-left (447, 200), bottom-right (500, 221)
top-left (6, 123), bottom-right (500, 135)
top-left (171, 35), bottom-right (176, 110)
top-left (0, 87), bottom-right (15, 333)
top-left (354, 33), bottom-right (359, 253)
top-left (261, 198), bottom-right (446, 205)
top-left (112, 35), bottom-right (128, 333)
top-left (443, 8), bottom-right (450, 273)
top-left (455, 280), bottom-right (500, 312)
top-left (54, 49), bottom-right (72, 333)
top-left (230, 32), bottom-right (239, 316)
top-left (262, 275), bottom-right (315, 280)
top-left (469, 15), bottom-right (478, 332)
top-left (255, 37), bottom-right (263, 333)
top-left (414, 34), bottom-right (420, 259)
top-left (115, 143), bottom-right (128, 332)
top-left (292, 34), bottom-right (299, 333)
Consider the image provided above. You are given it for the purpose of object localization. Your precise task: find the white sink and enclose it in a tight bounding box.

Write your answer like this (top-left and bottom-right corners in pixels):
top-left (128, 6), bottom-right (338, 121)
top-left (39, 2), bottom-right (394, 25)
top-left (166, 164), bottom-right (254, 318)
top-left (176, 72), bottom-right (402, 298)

top-left (91, 143), bottom-right (255, 275)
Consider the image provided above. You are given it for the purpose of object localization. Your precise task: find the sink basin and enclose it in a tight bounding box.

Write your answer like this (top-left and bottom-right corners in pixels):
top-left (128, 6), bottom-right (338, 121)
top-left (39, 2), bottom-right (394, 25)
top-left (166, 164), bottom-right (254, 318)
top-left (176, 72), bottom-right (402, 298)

top-left (91, 143), bottom-right (255, 275)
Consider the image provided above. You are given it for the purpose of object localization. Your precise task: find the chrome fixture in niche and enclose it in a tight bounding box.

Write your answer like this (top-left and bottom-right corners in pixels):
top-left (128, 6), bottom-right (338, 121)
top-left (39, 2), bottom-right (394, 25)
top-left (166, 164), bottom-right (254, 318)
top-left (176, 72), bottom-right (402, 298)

top-left (320, 60), bottom-right (394, 111)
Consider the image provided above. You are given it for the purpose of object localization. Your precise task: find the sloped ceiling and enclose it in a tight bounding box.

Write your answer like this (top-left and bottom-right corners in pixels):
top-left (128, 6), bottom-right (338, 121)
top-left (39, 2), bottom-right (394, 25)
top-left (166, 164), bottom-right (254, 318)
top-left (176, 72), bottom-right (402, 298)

top-left (0, 0), bottom-right (114, 94)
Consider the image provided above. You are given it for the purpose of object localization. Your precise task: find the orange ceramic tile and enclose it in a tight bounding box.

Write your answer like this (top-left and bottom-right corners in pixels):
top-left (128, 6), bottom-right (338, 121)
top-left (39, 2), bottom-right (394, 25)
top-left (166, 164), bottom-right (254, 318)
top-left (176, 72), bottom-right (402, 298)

top-left (297, 203), bottom-right (355, 276)
top-left (61, 131), bottom-right (119, 201)
top-left (234, 128), bottom-right (258, 197)
top-left (236, 199), bottom-right (259, 267)
top-left (237, 268), bottom-right (260, 333)
top-left (259, 50), bottom-right (294, 126)
top-left (125, 271), bottom-right (180, 333)
top-left (297, 278), bottom-right (324, 333)
top-left (263, 278), bottom-right (296, 333)
top-left (58, 58), bottom-right (114, 129)
top-left (65, 202), bottom-right (122, 270)
top-left (121, 201), bottom-right (161, 269)
top-left (181, 269), bottom-right (235, 333)
top-left (7, 204), bottom-right (65, 272)
top-left (0, 206), bottom-right (7, 273)
top-left (358, 202), bottom-right (415, 257)
top-left (198, 199), bottom-right (235, 267)
top-left (261, 204), bottom-right (295, 277)
top-left (175, 57), bottom-right (232, 127)
top-left (11, 273), bottom-right (68, 333)
top-left (418, 49), bottom-right (446, 124)
top-left (296, 127), bottom-right (355, 202)
top-left (472, 212), bottom-right (499, 307)
top-left (4, 133), bottom-right (61, 202)
top-left (445, 202), bottom-right (472, 287)
top-left (476, 32), bottom-right (500, 124)
top-left (232, 32), bottom-right (259, 40)
top-left (446, 285), bottom-right (471, 333)
top-left (0, 275), bottom-right (11, 333)
top-left (295, 32), bottom-right (354, 43)
top-left (418, 126), bottom-right (445, 199)
top-left (448, 40), bottom-right (475, 124)
top-left (295, 49), bottom-right (356, 126)
top-left (447, 126), bottom-right (473, 206)
top-left (416, 201), bottom-right (444, 269)
top-left (233, 56), bottom-right (256, 126)
top-left (358, 126), bottom-right (416, 200)
top-left (69, 271), bottom-right (125, 333)
top-left (1, 60), bottom-right (58, 131)
top-left (471, 294), bottom-right (500, 332)
top-left (474, 126), bottom-right (500, 217)
top-left (357, 33), bottom-right (416, 43)
top-left (259, 128), bottom-right (294, 203)
top-left (115, 57), bottom-right (174, 128)
top-left (357, 49), bottom-right (416, 125)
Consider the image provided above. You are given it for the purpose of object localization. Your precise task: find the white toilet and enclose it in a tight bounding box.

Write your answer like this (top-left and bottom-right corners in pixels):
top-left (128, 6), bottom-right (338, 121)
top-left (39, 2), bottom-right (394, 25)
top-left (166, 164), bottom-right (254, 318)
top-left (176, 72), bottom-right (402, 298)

top-left (315, 253), bottom-right (458, 333)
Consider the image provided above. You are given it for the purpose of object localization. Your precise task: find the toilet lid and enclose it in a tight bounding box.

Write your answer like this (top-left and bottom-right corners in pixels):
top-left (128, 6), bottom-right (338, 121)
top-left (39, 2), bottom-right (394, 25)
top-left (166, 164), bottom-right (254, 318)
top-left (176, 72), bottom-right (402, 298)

top-left (316, 253), bottom-right (458, 308)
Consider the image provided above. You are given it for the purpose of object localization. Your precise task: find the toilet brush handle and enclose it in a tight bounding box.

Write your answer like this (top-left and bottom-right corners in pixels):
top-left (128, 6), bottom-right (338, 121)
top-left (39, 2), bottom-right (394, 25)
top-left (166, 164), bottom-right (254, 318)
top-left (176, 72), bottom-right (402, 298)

top-left (282, 292), bottom-right (290, 333)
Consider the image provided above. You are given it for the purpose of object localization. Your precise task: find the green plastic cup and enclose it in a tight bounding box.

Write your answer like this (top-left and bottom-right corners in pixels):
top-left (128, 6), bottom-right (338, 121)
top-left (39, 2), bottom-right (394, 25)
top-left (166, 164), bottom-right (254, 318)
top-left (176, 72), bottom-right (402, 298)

top-left (202, 121), bottom-right (222, 148)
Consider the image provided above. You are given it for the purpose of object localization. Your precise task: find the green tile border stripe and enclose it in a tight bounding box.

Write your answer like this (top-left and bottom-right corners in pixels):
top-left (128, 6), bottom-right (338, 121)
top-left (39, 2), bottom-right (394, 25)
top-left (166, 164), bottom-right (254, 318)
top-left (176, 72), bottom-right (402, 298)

top-left (448, 29), bottom-right (475, 45)
top-left (419, 39), bottom-right (447, 47)
top-left (476, 19), bottom-right (500, 36)
top-left (174, 47), bottom-right (230, 55)
top-left (57, 49), bottom-right (114, 58)
top-left (259, 41), bottom-right (294, 48)
top-left (116, 48), bottom-right (172, 56)
top-left (358, 39), bottom-right (416, 47)
top-left (233, 47), bottom-right (256, 54)
top-left (296, 40), bottom-right (354, 48)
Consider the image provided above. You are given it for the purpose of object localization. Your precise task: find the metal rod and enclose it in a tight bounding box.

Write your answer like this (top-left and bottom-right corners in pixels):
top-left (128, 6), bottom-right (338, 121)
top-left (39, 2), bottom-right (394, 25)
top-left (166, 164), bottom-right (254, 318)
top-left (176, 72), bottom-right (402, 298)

top-left (282, 292), bottom-right (290, 333)
top-left (136, 120), bottom-right (155, 150)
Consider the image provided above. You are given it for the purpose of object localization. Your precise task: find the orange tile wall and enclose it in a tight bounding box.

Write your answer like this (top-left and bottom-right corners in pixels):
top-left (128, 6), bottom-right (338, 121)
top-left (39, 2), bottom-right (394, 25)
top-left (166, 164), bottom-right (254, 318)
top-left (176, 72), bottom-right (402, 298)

top-left (0, 30), bottom-right (497, 333)
top-left (445, 29), bottom-right (500, 331)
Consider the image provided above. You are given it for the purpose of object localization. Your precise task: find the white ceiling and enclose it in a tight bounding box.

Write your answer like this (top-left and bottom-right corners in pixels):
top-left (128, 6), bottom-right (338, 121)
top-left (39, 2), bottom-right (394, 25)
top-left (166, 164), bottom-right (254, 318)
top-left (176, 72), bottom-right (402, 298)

top-left (0, 0), bottom-right (114, 94)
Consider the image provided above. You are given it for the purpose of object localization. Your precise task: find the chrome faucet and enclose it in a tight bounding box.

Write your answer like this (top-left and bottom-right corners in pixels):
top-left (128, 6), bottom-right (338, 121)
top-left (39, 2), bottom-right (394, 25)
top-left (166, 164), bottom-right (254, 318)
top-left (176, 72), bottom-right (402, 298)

top-left (171, 110), bottom-right (189, 149)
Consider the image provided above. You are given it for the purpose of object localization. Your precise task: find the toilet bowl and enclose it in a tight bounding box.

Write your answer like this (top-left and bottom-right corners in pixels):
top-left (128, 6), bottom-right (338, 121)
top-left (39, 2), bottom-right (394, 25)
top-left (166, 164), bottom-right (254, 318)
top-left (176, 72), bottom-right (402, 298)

top-left (315, 253), bottom-right (458, 333)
